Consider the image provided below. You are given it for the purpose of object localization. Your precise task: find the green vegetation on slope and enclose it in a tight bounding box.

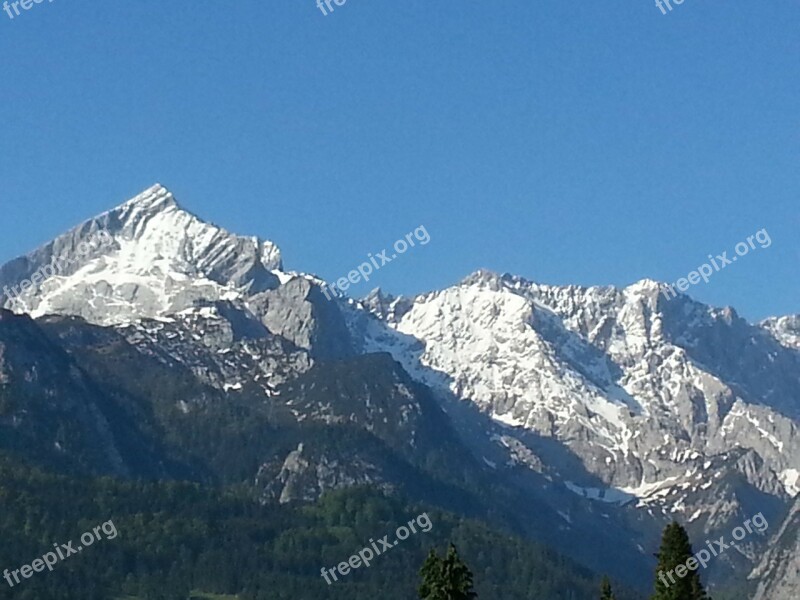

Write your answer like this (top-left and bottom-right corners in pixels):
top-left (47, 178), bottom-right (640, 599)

top-left (0, 453), bottom-right (639, 600)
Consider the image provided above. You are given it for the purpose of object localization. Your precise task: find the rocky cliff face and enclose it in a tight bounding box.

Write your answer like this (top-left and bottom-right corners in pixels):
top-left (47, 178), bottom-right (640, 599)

top-left (353, 272), bottom-right (800, 593)
top-left (357, 272), bottom-right (797, 476)
top-left (751, 497), bottom-right (800, 600)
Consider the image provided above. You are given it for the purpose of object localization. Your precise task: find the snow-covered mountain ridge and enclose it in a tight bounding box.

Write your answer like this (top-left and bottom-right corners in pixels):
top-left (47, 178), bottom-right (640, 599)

top-left (358, 270), bottom-right (799, 502)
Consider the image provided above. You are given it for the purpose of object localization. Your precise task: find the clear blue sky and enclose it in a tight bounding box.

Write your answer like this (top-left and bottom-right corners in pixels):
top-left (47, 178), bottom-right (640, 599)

top-left (1, 1), bottom-right (798, 321)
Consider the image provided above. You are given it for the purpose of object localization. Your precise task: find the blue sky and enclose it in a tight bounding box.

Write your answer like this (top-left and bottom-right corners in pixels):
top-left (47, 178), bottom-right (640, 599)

top-left (0, 1), bottom-right (798, 321)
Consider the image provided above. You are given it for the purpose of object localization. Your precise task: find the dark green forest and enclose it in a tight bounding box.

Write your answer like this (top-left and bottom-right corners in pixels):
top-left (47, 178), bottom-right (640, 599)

top-left (0, 452), bottom-right (639, 600)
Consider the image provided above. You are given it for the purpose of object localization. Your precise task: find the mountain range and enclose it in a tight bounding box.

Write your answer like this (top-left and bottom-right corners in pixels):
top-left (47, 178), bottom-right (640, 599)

top-left (1, 184), bottom-right (797, 599)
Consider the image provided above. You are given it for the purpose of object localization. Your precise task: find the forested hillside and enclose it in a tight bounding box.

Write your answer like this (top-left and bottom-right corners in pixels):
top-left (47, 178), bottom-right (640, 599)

top-left (0, 453), bottom-right (641, 600)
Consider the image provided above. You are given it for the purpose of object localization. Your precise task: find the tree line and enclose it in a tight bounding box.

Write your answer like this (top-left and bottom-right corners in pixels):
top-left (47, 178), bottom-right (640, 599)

top-left (418, 522), bottom-right (713, 600)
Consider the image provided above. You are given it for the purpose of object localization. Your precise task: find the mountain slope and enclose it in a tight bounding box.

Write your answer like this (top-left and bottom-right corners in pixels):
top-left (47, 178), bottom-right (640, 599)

top-left (356, 271), bottom-right (798, 491)
top-left (1, 454), bottom-right (643, 600)
top-left (353, 271), bottom-right (799, 590)
top-left (751, 496), bottom-right (800, 600)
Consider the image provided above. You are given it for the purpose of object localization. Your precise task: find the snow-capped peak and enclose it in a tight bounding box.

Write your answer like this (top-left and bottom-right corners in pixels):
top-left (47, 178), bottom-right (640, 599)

top-left (117, 183), bottom-right (178, 212)
top-left (0, 185), bottom-right (284, 325)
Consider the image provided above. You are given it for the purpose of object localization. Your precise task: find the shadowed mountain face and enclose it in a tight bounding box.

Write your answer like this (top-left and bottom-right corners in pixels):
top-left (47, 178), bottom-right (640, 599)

top-left (0, 185), bottom-right (797, 596)
top-left (751, 496), bottom-right (800, 600)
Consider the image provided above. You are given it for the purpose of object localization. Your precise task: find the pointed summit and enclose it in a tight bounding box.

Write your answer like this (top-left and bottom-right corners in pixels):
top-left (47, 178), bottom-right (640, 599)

top-left (0, 185), bottom-right (284, 324)
top-left (118, 183), bottom-right (178, 211)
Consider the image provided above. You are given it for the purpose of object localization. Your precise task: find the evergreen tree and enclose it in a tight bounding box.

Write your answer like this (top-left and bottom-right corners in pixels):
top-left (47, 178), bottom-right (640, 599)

top-left (418, 544), bottom-right (478, 600)
top-left (419, 549), bottom-right (447, 600)
top-left (600, 575), bottom-right (616, 600)
top-left (651, 522), bottom-right (710, 600)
